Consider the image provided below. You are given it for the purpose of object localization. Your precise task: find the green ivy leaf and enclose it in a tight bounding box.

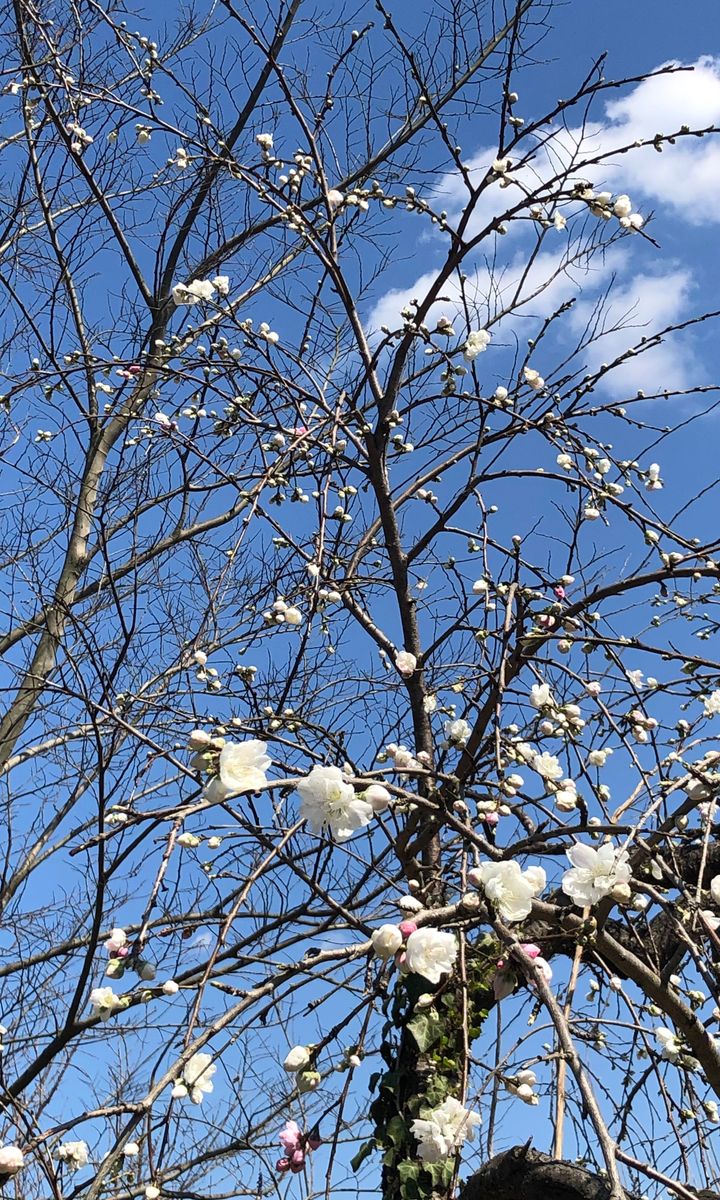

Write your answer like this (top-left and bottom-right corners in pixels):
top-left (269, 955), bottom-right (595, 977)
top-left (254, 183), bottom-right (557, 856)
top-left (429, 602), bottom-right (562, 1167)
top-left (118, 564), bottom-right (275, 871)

top-left (350, 1140), bottom-right (375, 1172)
top-left (385, 1115), bottom-right (409, 1148)
top-left (406, 1008), bottom-right (442, 1052)
top-left (398, 1159), bottom-right (421, 1200)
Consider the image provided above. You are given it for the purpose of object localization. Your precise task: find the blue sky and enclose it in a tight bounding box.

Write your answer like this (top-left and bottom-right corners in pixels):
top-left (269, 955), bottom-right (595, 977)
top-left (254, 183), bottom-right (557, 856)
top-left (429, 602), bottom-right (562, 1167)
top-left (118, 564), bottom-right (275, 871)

top-left (1, 0), bottom-right (719, 1195)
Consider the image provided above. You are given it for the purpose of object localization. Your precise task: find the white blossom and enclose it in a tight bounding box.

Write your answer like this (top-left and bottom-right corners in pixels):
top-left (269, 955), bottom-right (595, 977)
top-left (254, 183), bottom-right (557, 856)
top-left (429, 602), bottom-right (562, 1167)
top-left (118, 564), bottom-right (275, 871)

top-left (256, 132), bottom-right (273, 151)
top-left (410, 1096), bottom-right (480, 1163)
top-left (529, 682), bottom-right (553, 710)
top-left (444, 718), bottom-right (472, 745)
top-left (532, 752), bottom-right (563, 782)
top-left (656, 1027), bottom-right (681, 1062)
top-left (469, 860), bottom-right (545, 922)
top-left (211, 275), bottom-right (230, 296)
top-left (162, 980), bottom-right (179, 995)
top-left (297, 765), bottom-right (373, 841)
top-left (703, 690), bottom-right (720, 717)
top-left (562, 842), bottom-right (631, 906)
top-left (57, 1141), bottom-right (89, 1171)
top-left (463, 329), bottom-right (491, 361)
top-left (371, 925), bottom-right (403, 960)
top-left (523, 366), bottom-right (544, 390)
top-left (171, 279), bottom-right (216, 305)
top-left (216, 740), bottom-right (271, 795)
top-left (395, 650), bottom-right (417, 677)
top-left (710, 876), bottom-right (720, 906)
top-left (613, 194), bottom-right (633, 218)
top-left (554, 779), bottom-right (578, 812)
top-left (404, 927), bottom-right (458, 984)
top-left (89, 986), bottom-right (125, 1020)
top-left (176, 1052), bottom-right (216, 1103)
top-left (0, 1147), bottom-right (24, 1176)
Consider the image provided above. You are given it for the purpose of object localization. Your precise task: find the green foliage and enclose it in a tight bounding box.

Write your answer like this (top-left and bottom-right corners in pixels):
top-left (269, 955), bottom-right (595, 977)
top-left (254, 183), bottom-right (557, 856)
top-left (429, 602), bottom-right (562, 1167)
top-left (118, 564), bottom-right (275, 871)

top-left (365, 936), bottom-right (497, 1200)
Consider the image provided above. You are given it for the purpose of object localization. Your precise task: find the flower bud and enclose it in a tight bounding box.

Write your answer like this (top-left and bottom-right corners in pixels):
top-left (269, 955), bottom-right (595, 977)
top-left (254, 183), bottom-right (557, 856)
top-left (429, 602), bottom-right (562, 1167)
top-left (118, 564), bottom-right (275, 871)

top-left (283, 1045), bottom-right (311, 1072)
top-left (296, 1069), bottom-right (321, 1093)
top-left (371, 924), bottom-right (403, 959)
top-left (398, 920), bottom-right (418, 938)
top-left (364, 783), bottom-right (392, 812)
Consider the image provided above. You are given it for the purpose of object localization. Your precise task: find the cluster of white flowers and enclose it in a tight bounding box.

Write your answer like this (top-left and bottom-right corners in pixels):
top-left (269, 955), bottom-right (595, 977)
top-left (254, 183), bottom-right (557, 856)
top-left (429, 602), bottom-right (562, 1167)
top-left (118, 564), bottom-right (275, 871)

top-left (645, 462), bottom-right (662, 491)
top-left (463, 329), bottom-right (491, 361)
top-left (504, 1068), bottom-right (539, 1104)
top-left (523, 365), bottom-right (544, 391)
top-left (256, 132), bottom-right (274, 152)
top-left (258, 321), bottom-right (280, 344)
top-left (512, 736), bottom-right (579, 812)
top-left (404, 927), bottom-right (458, 983)
top-left (171, 276), bottom-right (229, 305)
top-left (57, 1141), bottom-right (89, 1171)
top-left (627, 708), bottom-right (658, 744)
top-left (297, 765), bottom-right (373, 841)
top-left (703, 690), bottom-right (720, 717)
top-left (172, 1052), bottom-right (216, 1104)
top-left (263, 597), bottom-right (303, 625)
top-left (469, 860), bottom-right (546, 922)
top-left (381, 742), bottom-right (426, 773)
top-left (562, 842), bottom-right (631, 906)
top-left (443, 718), bottom-right (472, 747)
top-left (578, 187), bottom-right (644, 230)
top-left (410, 1096), bottom-right (480, 1163)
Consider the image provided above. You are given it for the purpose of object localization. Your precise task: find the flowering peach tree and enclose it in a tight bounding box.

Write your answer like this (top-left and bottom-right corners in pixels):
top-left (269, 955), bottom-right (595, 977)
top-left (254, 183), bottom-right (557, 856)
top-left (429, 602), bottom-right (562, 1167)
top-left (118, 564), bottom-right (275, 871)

top-left (0, 1), bottom-right (719, 1199)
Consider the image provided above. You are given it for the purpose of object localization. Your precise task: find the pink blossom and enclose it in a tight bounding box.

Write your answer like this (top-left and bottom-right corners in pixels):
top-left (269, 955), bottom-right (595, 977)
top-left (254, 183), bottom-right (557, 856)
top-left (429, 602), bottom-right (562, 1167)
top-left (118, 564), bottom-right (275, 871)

top-left (537, 613), bottom-right (557, 630)
top-left (483, 811), bottom-right (499, 826)
top-left (519, 943), bottom-right (541, 959)
top-left (553, 586), bottom-right (566, 600)
top-left (279, 1121), bottom-right (302, 1154)
top-left (398, 920), bottom-right (418, 938)
top-left (276, 1157), bottom-right (290, 1172)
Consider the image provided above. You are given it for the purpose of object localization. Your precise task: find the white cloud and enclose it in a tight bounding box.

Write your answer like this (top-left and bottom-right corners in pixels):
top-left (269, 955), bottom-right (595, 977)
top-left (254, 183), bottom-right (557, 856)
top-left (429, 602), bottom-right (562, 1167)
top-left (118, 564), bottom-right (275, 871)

top-left (430, 58), bottom-right (720, 232)
top-left (565, 267), bottom-right (699, 395)
top-left (369, 244), bottom-right (619, 338)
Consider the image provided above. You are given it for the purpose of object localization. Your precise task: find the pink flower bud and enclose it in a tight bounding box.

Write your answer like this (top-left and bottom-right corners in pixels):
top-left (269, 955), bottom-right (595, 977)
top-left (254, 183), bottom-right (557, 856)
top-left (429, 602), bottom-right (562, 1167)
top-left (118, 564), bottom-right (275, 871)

top-left (398, 920), bottom-right (418, 938)
top-left (519, 943), bottom-right (541, 959)
top-left (395, 950), bottom-right (408, 971)
top-left (553, 586), bottom-right (566, 600)
top-left (275, 1158), bottom-right (290, 1172)
top-left (127, 364), bottom-right (141, 375)
top-left (291, 1150), bottom-right (305, 1166)
top-left (484, 811), bottom-right (499, 826)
